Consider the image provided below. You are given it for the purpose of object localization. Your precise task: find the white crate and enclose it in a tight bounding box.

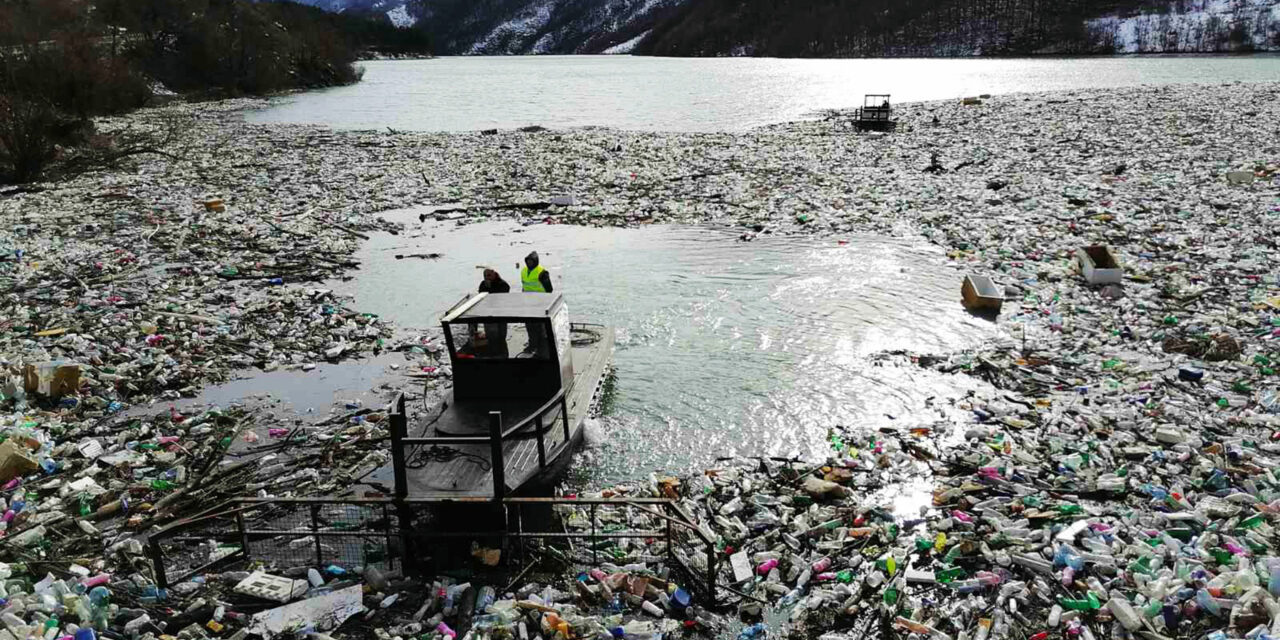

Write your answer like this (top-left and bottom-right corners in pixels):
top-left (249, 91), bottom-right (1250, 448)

top-left (235, 571), bottom-right (300, 603)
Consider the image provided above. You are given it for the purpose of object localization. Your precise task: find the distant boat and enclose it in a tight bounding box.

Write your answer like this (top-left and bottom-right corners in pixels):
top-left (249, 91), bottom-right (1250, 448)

top-left (854, 94), bottom-right (898, 132)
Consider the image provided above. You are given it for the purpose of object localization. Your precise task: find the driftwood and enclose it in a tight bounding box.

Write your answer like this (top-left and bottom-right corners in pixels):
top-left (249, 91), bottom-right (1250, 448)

top-left (419, 199), bottom-right (555, 222)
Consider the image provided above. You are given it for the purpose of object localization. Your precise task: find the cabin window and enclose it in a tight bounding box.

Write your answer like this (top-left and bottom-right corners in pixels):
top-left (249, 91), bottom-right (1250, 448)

top-left (552, 305), bottom-right (571, 361)
top-left (447, 321), bottom-right (551, 360)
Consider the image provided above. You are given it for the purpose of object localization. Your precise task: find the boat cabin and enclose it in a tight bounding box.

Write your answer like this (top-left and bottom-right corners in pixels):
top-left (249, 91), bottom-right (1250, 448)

top-left (855, 94), bottom-right (897, 132)
top-left (441, 292), bottom-right (574, 403)
top-left (377, 291), bottom-right (612, 501)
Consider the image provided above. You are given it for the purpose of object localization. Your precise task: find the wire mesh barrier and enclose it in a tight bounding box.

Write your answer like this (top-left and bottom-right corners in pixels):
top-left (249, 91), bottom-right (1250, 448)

top-left (403, 498), bottom-right (720, 604)
top-left (146, 503), bottom-right (251, 589)
top-left (239, 499), bottom-right (402, 574)
top-left (149, 499), bottom-right (402, 588)
top-left (149, 496), bottom-right (719, 603)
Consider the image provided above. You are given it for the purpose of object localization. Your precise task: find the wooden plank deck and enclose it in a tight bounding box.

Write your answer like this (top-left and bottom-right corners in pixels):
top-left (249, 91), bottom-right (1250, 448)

top-left (402, 328), bottom-right (614, 501)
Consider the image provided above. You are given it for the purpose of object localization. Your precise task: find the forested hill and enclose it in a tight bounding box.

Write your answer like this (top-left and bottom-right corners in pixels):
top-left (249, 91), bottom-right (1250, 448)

top-left (297, 0), bottom-right (1279, 55)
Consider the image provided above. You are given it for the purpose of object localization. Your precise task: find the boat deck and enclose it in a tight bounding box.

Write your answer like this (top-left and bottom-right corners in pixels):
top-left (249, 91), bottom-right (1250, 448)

top-left (392, 327), bottom-right (613, 501)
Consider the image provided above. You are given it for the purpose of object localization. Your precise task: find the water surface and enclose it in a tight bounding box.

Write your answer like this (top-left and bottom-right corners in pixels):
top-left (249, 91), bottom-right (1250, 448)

top-left (334, 214), bottom-right (994, 479)
top-left (246, 54), bottom-right (1280, 132)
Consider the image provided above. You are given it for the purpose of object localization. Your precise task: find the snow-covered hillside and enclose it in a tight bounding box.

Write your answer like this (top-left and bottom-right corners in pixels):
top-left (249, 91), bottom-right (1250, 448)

top-left (458, 0), bottom-right (681, 54)
top-left (266, 0), bottom-right (1280, 56)
top-left (386, 4), bottom-right (417, 27)
top-left (279, 0), bottom-right (419, 27)
top-left (1087, 0), bottom-right (1280, 52)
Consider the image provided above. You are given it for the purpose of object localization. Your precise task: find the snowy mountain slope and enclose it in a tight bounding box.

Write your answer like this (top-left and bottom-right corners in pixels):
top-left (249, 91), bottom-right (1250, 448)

top-left (1086, 0), bottom-right (1279, 52)
top-left (273, 0), bottom-right (420, 27)
top-left (266, 0), bottom-right (1278, 55)
top-left (434, 0), bottom-right (683, 54)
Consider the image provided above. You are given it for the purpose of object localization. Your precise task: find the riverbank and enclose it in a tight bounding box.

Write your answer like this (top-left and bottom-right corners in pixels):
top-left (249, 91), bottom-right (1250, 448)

top-left (1, 81), bottom-right (1279, 639)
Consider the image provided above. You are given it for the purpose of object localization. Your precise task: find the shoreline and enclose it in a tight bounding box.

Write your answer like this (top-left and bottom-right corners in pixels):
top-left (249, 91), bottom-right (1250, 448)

top-left (1, 81), bottom-right (1279, 638)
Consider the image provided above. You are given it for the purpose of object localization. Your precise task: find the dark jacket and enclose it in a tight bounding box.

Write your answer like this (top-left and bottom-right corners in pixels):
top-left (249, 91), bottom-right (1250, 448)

top-left (479, 277), bottom-right (511, 294)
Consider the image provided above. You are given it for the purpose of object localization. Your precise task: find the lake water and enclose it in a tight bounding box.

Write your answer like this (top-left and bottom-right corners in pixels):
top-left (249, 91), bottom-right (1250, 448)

top-left (330, 213), bottom-right (995, 480)
top-left (245, 54), bottom-right (1280, 132)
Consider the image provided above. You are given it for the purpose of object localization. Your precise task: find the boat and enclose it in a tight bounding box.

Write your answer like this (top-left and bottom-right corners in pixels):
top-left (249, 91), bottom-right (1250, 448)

top-left (384, 291), bottom-right (614, 501)
top-left (854, 94), bottom-right (898, 132)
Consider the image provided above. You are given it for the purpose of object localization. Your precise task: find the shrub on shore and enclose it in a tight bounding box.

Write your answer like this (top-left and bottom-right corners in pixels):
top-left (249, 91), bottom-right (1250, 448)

top-left (0, 0), bottom-right (425, 184)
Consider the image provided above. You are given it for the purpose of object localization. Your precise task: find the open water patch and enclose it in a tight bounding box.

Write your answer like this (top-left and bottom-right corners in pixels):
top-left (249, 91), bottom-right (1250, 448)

top-left (330, 213), bottom-right (996, 482)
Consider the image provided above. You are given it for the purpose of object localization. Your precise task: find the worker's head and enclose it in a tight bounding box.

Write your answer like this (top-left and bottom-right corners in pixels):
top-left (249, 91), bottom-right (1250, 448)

top-left (524, 251), bottom-right (539, 269)
top-left (483, 268), bottom-right (498, 282)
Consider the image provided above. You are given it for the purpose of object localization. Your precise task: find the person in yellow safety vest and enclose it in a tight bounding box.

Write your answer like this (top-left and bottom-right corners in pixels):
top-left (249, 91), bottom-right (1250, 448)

top-left (520, 251), bottom-right (554, 293)
top-left (518, 251), bottom-right (553, 357)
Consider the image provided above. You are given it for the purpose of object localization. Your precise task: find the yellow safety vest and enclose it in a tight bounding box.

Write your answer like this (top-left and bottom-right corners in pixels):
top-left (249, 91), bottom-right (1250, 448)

top-left (521, 265), bottom-right (547, 292)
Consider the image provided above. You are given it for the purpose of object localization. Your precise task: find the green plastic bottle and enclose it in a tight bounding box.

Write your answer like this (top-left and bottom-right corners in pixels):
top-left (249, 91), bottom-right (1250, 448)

top-left (944, 545), bottom-right (963, 563)
top-left (1058, 593), bottom-right (1101, 611)
top-left (1240, 514), bottom-right (1265, 529)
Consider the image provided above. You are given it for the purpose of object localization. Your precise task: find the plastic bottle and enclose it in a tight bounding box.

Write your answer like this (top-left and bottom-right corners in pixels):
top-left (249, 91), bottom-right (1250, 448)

top-left (737, 622), bottom-right (767, 640)
top-left (473, 585), bottom-right (495, 615)
top-left (123, 614), bottom-right (151, 635)
top-left (778, 588), bottom-right (802, 607)
top-left (945, 577), bottom-right (985, 593)
top-left (444, 582), bottom-right (470, 615)
top-left (1197, 589), bottom-right (1222, 617)
top-left (1108, 596), bottom-right (1141, 631)
top-left (1047, 604), bottom-right (1063, 627)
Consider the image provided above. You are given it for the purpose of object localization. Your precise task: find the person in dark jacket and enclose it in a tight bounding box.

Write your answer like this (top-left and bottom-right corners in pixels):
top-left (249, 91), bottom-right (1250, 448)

top-left (479, 268), bottom-right (511, 294)
top-left (478, 268), bottom-right (510, 357)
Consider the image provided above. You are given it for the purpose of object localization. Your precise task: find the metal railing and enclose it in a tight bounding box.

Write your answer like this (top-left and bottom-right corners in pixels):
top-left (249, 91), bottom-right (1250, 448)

top-left (147, 495), bottom-right (720, 603)
top-left (388, 391), bottom-right (569, 501)
top-left (403, 497), bottom-right (718, 602)
top-left (148, 498), bottom-right (400, 589)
